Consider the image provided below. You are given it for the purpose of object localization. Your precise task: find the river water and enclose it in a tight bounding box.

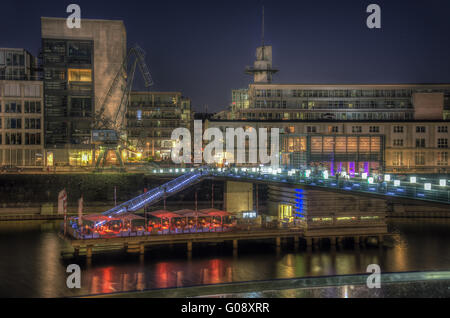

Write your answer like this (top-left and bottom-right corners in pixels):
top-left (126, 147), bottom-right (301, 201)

top-left (0, 218), bottom-right (449, 297)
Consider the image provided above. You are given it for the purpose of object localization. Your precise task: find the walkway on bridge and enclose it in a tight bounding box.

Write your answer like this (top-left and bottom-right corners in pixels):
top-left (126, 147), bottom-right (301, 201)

top-left (102, 167), bottom-right (450, 217)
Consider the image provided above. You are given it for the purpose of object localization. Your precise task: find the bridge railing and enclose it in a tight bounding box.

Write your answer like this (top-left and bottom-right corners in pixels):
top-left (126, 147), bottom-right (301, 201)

top-left (211, 169), bottom-right (450, 205)
top-left (102, 166), bottom-right (449, 216)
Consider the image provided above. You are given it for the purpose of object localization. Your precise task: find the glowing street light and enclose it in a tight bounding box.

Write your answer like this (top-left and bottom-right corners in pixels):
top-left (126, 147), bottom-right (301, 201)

top-left (439, 179), bottom-right (446, 187)
top-left (362, 173), bottom-right (368, 180)
top-left (323, 170), bottom-right (329, 179)
top-left (410, 176), bottom-right (417, 184)
top-left (394, 180), bottom-right (400, 187)
top-left (424, 183), bottom-right (432, 191)
top-left (384, 174), bottom-right (391, 182)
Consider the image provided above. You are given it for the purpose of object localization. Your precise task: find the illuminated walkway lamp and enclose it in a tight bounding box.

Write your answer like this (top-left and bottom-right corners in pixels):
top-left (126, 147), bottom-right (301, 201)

top-left (424, 183), bottom-right (432, 191)
top-left (439, 179), bottom-right (447, 187)
top-left (410, 176), bottom-right (417, 184)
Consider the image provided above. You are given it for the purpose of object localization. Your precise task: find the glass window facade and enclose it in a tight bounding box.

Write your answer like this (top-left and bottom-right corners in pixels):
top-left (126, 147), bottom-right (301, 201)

top-left (42, 39), bottom-right (94, 146)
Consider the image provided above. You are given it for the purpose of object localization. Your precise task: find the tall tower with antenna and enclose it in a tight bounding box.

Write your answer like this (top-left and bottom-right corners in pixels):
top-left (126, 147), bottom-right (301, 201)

top-left (245, 6), bottom-right (278, 83)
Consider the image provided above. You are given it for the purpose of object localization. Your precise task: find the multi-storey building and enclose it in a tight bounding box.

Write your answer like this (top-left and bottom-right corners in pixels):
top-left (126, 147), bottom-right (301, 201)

top-left (0, 48), bottom-right (44, 167)
top-left (0, 48), bottom-right (38, 81)
top-left (126, 91), bottom-right (192, 161)
top-left (206, 119), bottom-right (450, 174)
top-left (231, 89), bottom-right (249, 113)
top-left (228, 43), bottom-right (450, 121)
top-left (41, 17), bottom-right (127, 166)
top-left (235, 83), bottom-right (450, 121)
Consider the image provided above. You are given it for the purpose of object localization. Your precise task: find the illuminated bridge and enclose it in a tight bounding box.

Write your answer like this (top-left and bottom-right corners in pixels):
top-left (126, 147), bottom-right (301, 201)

top-left (101, 167), bottom-right (450, 216)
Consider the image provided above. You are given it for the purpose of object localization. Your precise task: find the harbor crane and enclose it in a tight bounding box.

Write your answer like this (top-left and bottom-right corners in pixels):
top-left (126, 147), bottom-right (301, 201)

top-left (92, 44), bottom-right (153, 170)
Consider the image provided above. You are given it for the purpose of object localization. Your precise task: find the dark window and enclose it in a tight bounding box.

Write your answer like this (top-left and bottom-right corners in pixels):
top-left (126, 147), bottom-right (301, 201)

top-left (438, 138), bottom-right (448, 148)
top-left (416, 126), bottom-right (426, 133)
top-left (415, 138), bottom-right (426, 148)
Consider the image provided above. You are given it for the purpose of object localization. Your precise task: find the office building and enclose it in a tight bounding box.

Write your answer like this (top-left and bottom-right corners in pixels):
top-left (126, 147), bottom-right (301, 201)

top-left (126, 91), bottom-right (192, 161)
top-left (228, 41), bottom-right (450, 121)
top-left (0, 48), bottom-right (38, 81)
top-left (41, 17), bottom-right (127, 166)
top-left (0, 48), bottom-right (44, 167)
top-left (206, 119), bottom-right (450, 174)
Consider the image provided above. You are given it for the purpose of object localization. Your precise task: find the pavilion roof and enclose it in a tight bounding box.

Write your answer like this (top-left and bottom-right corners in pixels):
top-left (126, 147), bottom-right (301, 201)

top-left (81, 214), bottom-right (117, 222)
top-left (147, 210), bottom-right (183, 218)
top-left (118, 213), bottom-right (145, 221)
top-left (199, 208), bottom-right (232, 217)
top-left (174, 209), bottom-right (208, 217)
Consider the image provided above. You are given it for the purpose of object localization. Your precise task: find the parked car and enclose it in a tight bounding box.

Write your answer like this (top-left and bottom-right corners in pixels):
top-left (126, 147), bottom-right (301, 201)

top-left (1, 165), bottom-right (23, 173)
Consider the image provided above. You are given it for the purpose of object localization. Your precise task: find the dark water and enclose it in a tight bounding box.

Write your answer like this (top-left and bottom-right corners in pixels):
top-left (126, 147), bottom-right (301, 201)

top-left (0, 218), bottom-right (449, 297)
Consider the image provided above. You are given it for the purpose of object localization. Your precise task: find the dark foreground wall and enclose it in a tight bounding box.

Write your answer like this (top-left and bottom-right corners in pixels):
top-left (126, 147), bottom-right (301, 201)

top-left (0, 174), bottom-right (146, 206)
top-left (0, 174), bottom-right (225, 207)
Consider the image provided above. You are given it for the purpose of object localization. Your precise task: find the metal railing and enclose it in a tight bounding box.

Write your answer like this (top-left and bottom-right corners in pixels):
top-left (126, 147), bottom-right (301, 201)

top-left (102, 169), bottom-right (208, 216)
top-left (212, 169), bottom-right (450, 205)
top-left (101, 166), bottom-right (449, 218)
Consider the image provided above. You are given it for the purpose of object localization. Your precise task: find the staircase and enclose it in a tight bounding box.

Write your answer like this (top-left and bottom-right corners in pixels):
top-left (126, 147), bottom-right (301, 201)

top-left (102, 170), bottom-right (209, 216)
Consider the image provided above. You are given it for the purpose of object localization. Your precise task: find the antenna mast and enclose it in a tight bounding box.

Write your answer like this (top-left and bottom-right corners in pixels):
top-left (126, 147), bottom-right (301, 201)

top-left (261, 5), bottom-right (265, 47)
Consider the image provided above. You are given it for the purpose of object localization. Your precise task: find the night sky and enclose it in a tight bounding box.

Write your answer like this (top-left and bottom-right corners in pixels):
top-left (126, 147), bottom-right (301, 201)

top-left (1, 0), bottom-right (450, 112)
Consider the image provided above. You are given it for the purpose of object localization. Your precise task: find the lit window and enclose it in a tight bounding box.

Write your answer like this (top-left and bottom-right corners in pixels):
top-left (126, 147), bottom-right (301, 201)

top-left (68, 69), bottom-right (92, 82)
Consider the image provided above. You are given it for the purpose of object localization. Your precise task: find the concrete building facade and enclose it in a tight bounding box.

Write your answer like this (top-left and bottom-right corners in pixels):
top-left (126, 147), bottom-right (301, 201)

top-left (207, 119), bottom-right (450, 174)
top-left (0, 80), bottom-right (44, 167)
top-left (0, 48), bottom-right (38, 81)
top-left (41, 17), bottom-right (127, 166)
top-left (231, 83), bottom-right (450, 121)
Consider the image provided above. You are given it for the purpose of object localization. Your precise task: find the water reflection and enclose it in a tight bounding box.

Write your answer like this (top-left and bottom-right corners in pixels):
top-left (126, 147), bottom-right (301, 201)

top-left (0, 219), bottom-right (449, 297)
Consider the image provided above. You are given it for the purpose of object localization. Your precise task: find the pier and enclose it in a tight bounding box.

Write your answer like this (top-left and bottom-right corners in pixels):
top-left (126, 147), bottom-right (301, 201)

top-left (61, 225), bottom-right (393, 259)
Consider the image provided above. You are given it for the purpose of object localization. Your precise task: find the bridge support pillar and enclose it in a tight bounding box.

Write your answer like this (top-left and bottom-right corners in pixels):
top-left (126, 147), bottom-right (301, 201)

top-left (306, 238), bottom-right (312, 247)
top-left (294, 236), bottom-right (299, 250)
top-left (378, 235), bottom-right (384, 246)
top-left (139, 243), bottom-right (145, 255)
top-left (275, 237), bottom-right (281, 248)
top-left (86, 245), bottom-right (93, 259)
top-left (330, 237), bottom-right (336, 246)
top-left (187, 241), bottom-right (193, 253)
top-left (354, 236), bottom-right (360, 247)
top-left (224, 181), bottom-right (253, 213)
top-left (360, 236), bottom-right (366, 248)
top-left (74, 247), bottom-right (80, 257)
top-left (232, 239), bottom-right (238, 250)
top-left (313, 238), bottom-right (320, 249)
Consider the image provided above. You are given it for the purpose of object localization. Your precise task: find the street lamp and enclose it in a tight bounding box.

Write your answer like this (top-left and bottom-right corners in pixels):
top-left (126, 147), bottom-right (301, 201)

top-left (410, 176), bottom-right (417, 184)
top-left (439, 179), bottom-right (446, 187)
top-left (384, 174), bottom-right (391, 182)
top-left (394, 180), bottom-right (400, 187)
top-left (424, 183), bottom-right (432, 191)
